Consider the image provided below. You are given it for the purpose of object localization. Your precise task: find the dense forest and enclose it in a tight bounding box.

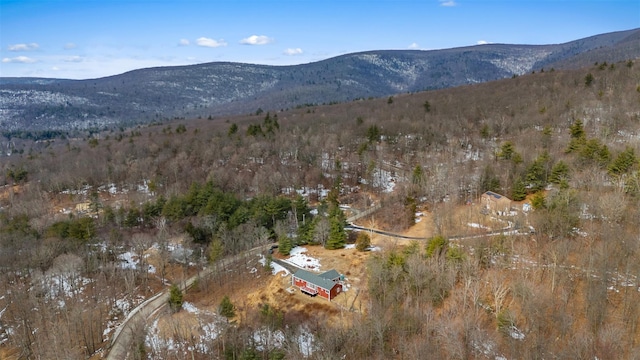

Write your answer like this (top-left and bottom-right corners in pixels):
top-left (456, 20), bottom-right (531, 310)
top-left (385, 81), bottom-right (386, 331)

top-left (1, 59), bottom-right (640, 359)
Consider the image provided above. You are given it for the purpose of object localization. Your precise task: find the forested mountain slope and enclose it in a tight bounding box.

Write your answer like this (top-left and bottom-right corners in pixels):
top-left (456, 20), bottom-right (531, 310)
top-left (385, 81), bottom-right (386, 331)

top-left (1, 28), bottom-right (638, 132)
top-left (0, 54), bottom-right (639, 359)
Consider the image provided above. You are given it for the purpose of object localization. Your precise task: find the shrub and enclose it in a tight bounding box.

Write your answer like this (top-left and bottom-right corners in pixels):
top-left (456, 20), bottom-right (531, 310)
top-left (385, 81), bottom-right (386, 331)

top-left (355, 232), bottom-right (371, 252)
top-left (584, 73), bottom-right (594, 86)
top-left (530, 191), bottom-right (545, 209)
top-left (496, 308), bottom-right (515, 332)
top-left (168, 285), bottom-right (183, 313)
top-left (426, 235), bottom-right (448, 258)
top-left (219, 295), bottom-right (235, 320)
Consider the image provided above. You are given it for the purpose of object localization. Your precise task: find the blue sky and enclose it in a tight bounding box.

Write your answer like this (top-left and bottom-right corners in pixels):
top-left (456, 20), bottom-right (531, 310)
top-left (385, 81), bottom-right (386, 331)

top-left (1, 0), bottom-right (638, 79)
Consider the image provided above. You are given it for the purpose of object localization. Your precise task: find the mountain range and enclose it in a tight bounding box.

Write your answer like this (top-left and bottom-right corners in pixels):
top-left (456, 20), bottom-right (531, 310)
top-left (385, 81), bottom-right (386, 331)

top-left (1, 28), bottom-right (639, 132)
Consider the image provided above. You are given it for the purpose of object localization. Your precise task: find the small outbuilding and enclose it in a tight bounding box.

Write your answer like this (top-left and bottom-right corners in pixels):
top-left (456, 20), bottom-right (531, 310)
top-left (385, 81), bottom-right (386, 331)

top-left (292, 269), bottom-right (343, 301)
top-left (480, 191), bottom-right (512, 215)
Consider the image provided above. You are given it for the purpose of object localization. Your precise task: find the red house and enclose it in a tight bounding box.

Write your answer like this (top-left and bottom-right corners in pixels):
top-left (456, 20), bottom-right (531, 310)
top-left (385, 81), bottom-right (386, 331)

top-left (292, 269), bottom-right (343, 301)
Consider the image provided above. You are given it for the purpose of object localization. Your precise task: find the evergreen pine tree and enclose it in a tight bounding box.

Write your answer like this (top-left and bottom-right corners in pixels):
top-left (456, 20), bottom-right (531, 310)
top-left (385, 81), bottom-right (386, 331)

top-left (219, 295), bottom-right (236, 321)
top-left (624, 172), bottom-right (640, 197)
top-left (278, 235), bottom-right (292, 256)
top-left (480, 165), bottom-right (501, 193)
top-left (511, 177), bottom-right (527, 201)
top-left (498, 141), bottom-right (516, 160)
top-left (608, 146), bottom-right (637, 176)
top-left (549, 161), bottom-right (570, 184)
top-left (525, 153), bottom-right (550, 192)
top-left (168, 284), bottom-right (183, 313)
top-left (569, 119), bottom-right (585, 139)
top-left (326, 205), bottom-right (346, 250)
top-left (426, 235), bottom-right (448, 258)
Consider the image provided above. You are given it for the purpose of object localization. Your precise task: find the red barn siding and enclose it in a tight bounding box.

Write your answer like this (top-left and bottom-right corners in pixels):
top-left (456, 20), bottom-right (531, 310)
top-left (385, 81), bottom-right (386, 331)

top-left (318, 287), bottom-right (329, 300)
top-left (330, 283), bottom-right (343, 300)
top-left (294, 278), bottom-right (307, 288)
top-left (292, 270), bottom-right (343, 301)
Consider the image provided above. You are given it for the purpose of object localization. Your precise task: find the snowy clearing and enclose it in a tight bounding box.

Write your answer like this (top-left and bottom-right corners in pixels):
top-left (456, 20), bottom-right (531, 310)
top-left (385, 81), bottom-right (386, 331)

top-left (282, 247), bottom-right (322, 271)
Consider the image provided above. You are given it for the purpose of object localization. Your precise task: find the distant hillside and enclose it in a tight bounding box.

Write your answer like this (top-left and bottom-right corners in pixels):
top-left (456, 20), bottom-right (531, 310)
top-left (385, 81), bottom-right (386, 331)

top-left (1, 28), bottom-right (639, 132)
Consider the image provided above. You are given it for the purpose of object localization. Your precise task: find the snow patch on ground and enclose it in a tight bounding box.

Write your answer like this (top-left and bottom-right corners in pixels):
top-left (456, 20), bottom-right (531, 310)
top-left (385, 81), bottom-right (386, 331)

top-left (117, 251), bottom-right (156, 273)
top-left (296, 326), bottom-right (317, 357)
top-left (199, 322), bottom-right (222, 348)
top-left (0, 306), bottom-right (8, 344)
top-left (144, 303), bottom-right (224, 357)
top-left (253, 328), bottom-right (285, 351)
top-left (115, 298), bottom-right (132, 314)
top-left (281, 185), bottom-right (331, 200)
top-left (93, 180), bottom-right (153, 196)
top-left (118, 252), bottom-right (138, 270)
top-left (103, 294), bottom-right (147, 341)
top-left (344, 244), bottom-right (356, 249)
top-left (572, 227), bottom-right (588, 237)
top-left (271, 262), bottom-right (290, 276)
top-left (258, 255), bottom-right (290, 276)
top-left (34, 269), bottom-right (92, 308)
top-left (182, 301), bottom-right (199, 314)
top-left (145, 318), bottom-right (178, 354)
top-left (372, 168), bottom-right (396, 193)
top-left (283, 247), bottom-right (321, 271)
top-left (468, 223), bottom-right (490, 230)
top-left (508, 325), bottom-right (525, 340)
top-left (137, 179), bottom-right (152, 195)
top-left (60, 184), bottom-right (91, 196)
top-left (471, 339), bottom-right (505, 359)
top-left (249, 324), bottom-right (318, 357)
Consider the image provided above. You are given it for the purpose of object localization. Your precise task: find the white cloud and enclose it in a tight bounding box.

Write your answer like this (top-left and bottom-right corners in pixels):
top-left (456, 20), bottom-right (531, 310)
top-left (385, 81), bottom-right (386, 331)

top-left (8, 43), bottom-right (39, 51)
top-left (408, 42), bottom-right (420, 49)
top-left (0, 53), bottom-right (208, 79)
top-left (240, 35), bottom-right (274, 45)
top-left (439, 0), bottom-right (457, 6)
top-left (64, 43), bottom-right (77, 50)
top-left (283, 48), bottom-right (303, 55)
top-left (477, 40), bottom-right (490, 45)
top-left (178, 38), bottom-right (190, 46)
top-left (2, 56), bottom-right (37, 63)
top-left (64, 56), bottom-right (84, 62)
top-left (196, 37), bottom-right (227, 48)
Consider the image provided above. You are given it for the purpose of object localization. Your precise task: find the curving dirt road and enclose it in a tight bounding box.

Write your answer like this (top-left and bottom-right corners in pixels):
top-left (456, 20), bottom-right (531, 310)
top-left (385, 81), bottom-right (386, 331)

top-left (105, 244), bottom-right (271, 360)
